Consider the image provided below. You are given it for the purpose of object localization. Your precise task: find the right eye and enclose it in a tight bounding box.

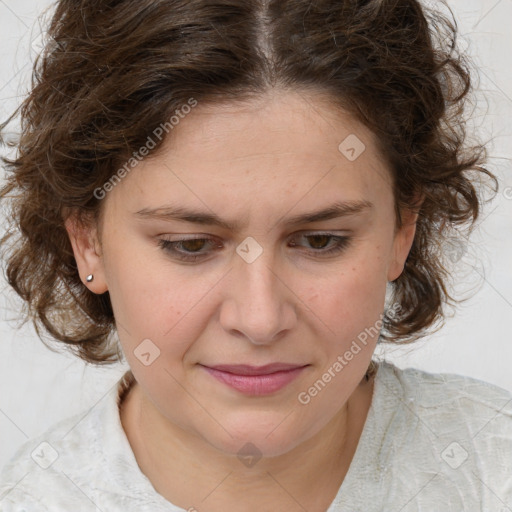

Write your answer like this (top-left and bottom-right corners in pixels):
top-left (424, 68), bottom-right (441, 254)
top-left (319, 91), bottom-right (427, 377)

top-left (158, 236), bottom-right (223, 262)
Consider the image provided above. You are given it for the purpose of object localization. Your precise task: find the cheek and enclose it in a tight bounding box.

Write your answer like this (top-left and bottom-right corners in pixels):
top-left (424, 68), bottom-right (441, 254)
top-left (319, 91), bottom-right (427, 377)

top-left (309, 253), bottom-right (388, 326)
top-left (103, 242), bottom-right (217, 359)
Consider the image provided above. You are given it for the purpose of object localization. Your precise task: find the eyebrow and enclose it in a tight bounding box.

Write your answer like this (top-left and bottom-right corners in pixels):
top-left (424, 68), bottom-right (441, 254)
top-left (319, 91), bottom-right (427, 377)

top-left (134, 199), bottom-right (373, 231)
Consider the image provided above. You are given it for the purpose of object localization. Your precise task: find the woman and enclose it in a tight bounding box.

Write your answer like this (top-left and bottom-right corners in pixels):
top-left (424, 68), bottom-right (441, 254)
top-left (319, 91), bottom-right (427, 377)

top-left (0, 0), bottom-right (510, 510)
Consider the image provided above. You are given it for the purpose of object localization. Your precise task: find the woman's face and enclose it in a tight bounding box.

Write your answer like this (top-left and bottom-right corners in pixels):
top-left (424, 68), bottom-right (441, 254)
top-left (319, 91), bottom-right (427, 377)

top-left (68, 91), bottom-right (417, 457)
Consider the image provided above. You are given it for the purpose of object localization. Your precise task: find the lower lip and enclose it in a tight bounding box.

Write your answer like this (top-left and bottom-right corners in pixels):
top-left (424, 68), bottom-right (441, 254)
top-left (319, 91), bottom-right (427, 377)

top-left (202, 366), bottom-right (307, 395)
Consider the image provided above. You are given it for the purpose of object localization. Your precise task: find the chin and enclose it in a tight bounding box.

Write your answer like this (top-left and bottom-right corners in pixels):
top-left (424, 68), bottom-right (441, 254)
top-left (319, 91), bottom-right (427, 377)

top-left (200, 413), bottom-right (314, 460)
top-left (215, 433), bottom-right (302, 461)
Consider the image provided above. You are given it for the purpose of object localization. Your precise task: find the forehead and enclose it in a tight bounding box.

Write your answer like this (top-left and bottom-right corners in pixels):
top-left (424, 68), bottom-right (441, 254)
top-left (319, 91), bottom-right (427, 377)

top-left (164, 91), bottom-right (379, 162)
top-left (105, 91), bottom-right (393, 222)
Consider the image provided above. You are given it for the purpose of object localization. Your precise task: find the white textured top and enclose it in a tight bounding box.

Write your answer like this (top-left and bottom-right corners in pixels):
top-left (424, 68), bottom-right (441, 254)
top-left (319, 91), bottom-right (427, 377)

top-left (1, 360), bottom-right (511, 511)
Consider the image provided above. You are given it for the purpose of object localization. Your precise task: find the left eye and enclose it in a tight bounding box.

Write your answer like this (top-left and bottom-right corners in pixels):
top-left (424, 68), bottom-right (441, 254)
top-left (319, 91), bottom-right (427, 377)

top-left (289, 233), bottom-right (352, 255)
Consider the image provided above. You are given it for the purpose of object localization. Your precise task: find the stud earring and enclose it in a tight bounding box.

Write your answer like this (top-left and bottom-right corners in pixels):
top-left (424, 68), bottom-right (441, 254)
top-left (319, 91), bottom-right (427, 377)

top-left (86, 274), bottom-right (94, 283)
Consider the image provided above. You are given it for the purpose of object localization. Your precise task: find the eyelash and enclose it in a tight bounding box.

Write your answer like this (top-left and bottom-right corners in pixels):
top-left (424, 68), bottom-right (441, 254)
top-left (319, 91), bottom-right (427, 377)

top-left (157, 233), bottom-right (352, 262)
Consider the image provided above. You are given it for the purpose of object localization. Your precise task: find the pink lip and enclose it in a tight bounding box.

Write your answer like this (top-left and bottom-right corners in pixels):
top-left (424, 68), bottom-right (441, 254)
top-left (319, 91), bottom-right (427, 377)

top-left (201, 363), bottom-right (308, 395)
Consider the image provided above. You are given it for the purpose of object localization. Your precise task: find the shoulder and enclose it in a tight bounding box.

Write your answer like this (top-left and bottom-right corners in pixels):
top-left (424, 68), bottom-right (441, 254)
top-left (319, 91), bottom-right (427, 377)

top-left (378, 360), bottom-right (512, 421)
top-left (0, 405), bottom-right (93, 511)
top-left (375, 360), bottom-right (512, 446)
top-left (0, 371), bottom-right (184, 511)
top-left (0, 378), bottom-right (124, 511)
top-left (366, 360), bottom-right (512, 508)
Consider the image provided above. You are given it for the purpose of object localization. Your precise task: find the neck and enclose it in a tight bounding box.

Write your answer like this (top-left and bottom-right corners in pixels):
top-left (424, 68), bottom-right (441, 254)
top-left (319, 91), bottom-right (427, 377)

top-left (120, 374), bottom-right (374, 512)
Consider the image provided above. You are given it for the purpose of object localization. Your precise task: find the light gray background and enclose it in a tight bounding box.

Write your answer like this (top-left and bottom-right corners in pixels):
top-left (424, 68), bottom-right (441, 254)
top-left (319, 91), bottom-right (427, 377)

top-left (1, 0), bottom-right (511, 474)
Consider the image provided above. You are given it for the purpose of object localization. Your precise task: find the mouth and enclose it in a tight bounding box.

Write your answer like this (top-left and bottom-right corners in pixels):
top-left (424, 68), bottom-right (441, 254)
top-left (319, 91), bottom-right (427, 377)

top-left (199, 363), bottom-right (309, 395)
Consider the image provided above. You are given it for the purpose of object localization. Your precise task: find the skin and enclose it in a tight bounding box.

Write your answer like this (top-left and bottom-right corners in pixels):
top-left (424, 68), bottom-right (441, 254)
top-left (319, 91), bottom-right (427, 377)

top-left (65, 90), bottom-right (418, 511)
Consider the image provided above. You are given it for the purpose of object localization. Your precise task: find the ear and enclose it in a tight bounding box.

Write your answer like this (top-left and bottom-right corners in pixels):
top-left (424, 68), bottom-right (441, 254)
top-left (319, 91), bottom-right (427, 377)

top-left (387, 202), bottom-right (421, 282)
top-left (64, 212), bottom-right (108, 294)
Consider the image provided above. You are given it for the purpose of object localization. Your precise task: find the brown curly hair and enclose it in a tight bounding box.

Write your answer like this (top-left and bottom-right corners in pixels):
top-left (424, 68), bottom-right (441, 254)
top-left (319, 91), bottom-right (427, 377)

top-left (0, 0), bottom-right (497, 365)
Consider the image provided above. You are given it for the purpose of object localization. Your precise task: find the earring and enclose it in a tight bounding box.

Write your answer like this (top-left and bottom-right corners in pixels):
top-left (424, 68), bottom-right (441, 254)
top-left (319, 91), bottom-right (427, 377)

top-left (86, 274), bottom-right (94, 283)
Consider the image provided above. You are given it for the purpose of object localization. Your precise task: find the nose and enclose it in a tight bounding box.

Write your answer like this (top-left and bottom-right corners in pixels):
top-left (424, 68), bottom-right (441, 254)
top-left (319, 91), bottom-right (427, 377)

top-left (219, 245), bottom-right (297, 345)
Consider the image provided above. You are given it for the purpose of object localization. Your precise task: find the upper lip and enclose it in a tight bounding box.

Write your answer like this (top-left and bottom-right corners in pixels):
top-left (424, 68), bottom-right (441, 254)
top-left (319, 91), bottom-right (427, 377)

top-left (202, 363), bottom-right (308, 376)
